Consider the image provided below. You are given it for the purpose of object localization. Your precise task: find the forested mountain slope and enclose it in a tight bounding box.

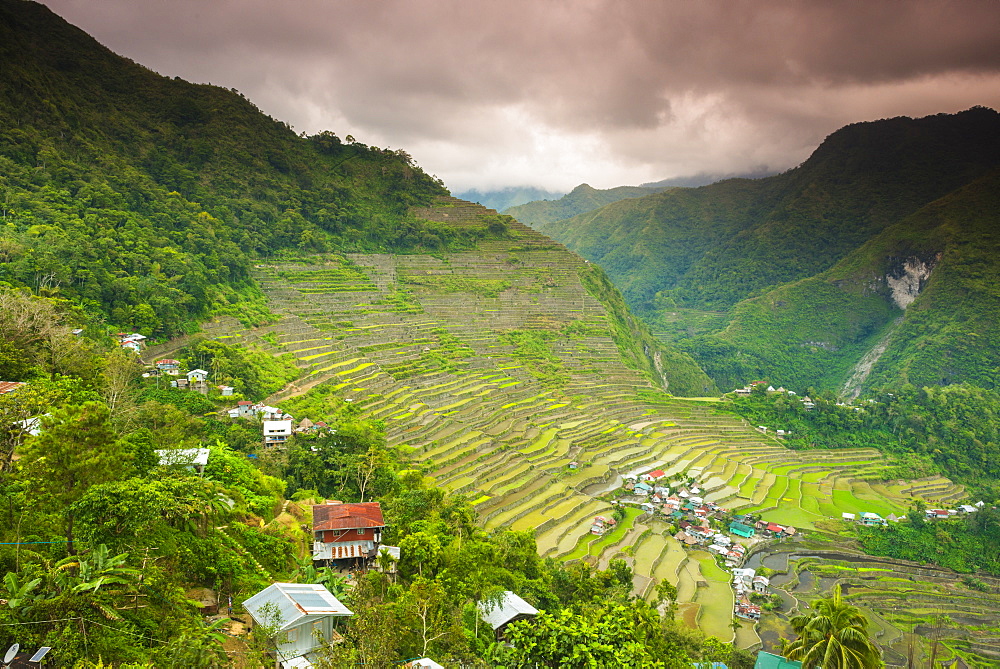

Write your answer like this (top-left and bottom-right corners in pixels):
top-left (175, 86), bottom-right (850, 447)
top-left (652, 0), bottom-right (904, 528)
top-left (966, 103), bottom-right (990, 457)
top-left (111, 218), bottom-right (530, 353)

top-left (505, 182), bottom-right (668, 227)
top-left (534, 108), bottom-right (1000, 314)
top-left (686, 170), bottom-right (1000, 392)
top-left (0, 0), bottom-right (460, 337)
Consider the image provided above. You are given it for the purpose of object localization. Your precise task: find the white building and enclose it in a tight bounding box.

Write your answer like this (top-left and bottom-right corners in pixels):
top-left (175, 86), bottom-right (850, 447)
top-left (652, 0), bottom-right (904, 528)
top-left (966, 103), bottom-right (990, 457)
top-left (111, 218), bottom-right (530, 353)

top-left (187, 368), bottom-right (209, 383)
top-left (478, 591), bottom-right (538, 641)
top-left (243, 583), bottom-right (352, 667)
top-left (264, 419), bottom-right (294, 446)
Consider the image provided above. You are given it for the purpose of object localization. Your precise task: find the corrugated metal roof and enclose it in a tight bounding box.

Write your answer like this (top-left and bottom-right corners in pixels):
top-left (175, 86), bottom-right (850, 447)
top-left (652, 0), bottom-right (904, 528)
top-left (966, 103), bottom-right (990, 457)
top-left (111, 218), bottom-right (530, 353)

top-left (0, 381), bottom-right (26, 394)
top-left (313, 502), bottom-right (385, 531)
top-left (243, 583), bottom-right (352, 631)
top-left (477, 591), bottom-right (538, 631)
top-left (156, 448), bottom-right (210, 467)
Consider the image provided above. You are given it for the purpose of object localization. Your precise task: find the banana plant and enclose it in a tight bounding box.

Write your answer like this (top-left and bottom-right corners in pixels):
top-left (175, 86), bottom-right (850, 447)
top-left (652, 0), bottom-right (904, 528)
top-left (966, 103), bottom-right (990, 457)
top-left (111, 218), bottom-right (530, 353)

top-left (2, 571), bottom-right (41, 611)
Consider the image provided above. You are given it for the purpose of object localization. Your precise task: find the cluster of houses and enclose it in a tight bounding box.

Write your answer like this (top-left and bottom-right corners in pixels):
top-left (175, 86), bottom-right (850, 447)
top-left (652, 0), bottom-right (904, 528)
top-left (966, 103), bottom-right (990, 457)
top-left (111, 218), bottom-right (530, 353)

top-left (623, 469), bottom-right (722, 517)
top-left (733, 383), bottom-right (816, 410)
top-left (226, 402), bottom-right (335, 446)
top-left (116, 332), bottom-right (147, 354)
top-left (841, 511), bottom-right (891, 526)
top-left (148, 359), bottom-right (228, 393)
top-left (234, 499), bottom-right (541, 667)
top-left (924, 502), bottom-right (986, 519)
top-left (590, 515), bottom-right (618, 535)
top-left (732, 567), bottom-right (771, 621)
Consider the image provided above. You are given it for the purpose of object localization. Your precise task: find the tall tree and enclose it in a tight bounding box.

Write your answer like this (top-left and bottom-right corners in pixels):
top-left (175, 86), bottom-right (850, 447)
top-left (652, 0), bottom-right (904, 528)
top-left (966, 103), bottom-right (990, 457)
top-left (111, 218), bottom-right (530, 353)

top-left (17, 401), bottom-right (128, 553)
top-left (782, 585), bottom-right (883, 669)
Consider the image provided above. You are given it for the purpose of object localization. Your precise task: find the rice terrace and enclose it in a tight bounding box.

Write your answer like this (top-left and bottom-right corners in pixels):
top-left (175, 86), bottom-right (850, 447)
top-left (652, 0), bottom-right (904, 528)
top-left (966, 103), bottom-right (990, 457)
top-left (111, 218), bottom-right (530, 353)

top-left (150, 197), bottom-right (994, 665)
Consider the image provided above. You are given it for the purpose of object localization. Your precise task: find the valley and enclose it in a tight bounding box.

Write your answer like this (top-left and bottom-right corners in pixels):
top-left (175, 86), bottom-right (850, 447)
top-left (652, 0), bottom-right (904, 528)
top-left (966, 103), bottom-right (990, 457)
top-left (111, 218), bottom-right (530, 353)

top-left (173, 197), bottom-right (981, 661)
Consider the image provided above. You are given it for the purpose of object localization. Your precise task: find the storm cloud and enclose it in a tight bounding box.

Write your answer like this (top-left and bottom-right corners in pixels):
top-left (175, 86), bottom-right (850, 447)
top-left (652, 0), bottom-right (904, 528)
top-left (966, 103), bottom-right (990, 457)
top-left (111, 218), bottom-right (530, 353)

top-left (41, 0), bottom-right (1000, 191)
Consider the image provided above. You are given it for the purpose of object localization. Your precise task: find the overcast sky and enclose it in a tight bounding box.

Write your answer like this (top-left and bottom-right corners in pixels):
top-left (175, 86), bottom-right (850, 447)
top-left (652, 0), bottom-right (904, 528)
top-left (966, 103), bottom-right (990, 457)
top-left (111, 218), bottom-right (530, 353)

top-left (41, 0), bottom-right (1000, 192)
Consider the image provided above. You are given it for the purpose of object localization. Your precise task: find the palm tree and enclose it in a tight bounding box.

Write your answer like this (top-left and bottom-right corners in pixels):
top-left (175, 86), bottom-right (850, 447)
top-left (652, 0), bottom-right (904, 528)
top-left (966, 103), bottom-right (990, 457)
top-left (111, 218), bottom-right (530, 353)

top-left (782, 585), bottom-right (883, 669)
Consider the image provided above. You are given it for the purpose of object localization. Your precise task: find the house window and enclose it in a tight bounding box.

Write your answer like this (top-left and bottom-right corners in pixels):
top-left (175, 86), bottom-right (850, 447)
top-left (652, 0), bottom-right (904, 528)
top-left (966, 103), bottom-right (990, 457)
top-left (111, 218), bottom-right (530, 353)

top-left (284, 627), bottom-right (298, 643)
top-left (357, 528), bottom-right (364, 535)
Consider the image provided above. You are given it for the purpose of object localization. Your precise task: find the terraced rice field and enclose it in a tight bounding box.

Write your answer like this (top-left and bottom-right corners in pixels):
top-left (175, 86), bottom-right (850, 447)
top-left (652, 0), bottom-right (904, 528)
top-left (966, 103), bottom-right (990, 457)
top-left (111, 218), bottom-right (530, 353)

top-left (753, 543), bottom-right (1000, 667)
top-left (190, 196), bottom-right (966, 646)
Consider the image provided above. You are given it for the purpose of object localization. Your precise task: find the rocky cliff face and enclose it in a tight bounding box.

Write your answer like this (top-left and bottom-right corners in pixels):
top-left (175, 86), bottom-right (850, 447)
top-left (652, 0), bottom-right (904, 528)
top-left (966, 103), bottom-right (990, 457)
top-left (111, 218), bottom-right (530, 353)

top-left (886, 256), bottom-right (937, 309)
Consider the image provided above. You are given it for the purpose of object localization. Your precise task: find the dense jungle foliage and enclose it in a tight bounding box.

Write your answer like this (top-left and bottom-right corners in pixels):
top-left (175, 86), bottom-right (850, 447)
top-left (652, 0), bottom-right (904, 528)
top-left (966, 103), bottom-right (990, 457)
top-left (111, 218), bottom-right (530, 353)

top-left (719, 384), bottom-right (1000, 498)
top-left (0, 288), bottom-right (755, 667)
top-left (0, 0), bottom-right (524, 340)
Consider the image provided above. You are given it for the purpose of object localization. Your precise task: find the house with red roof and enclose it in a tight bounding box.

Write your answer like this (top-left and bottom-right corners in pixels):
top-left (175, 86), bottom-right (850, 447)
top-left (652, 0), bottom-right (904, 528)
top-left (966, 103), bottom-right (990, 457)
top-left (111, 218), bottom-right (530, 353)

top-left (641, 469), bottom-right (666, 482)
top-left (155, 359), bottom-right (181, 375)
top-left (312, 501), bottom-right (385, 564)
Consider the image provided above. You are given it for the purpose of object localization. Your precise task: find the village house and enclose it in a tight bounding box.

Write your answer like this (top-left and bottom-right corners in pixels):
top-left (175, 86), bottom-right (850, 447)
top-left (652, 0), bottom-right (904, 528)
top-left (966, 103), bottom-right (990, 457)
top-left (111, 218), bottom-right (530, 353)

top-left (263, 419), bottom-right (294, 446)
top-left (729, 522), bottom-right (755, 539)
top-left (186, 368), bottom-right (209, 384)
top-left (312, 501), bottom-right (385, 564)
top-left (732, 568), bottom-right (756, 592)
top-left (859, 512), bottom-right (887, 526)
top-left (258, 405), bottom-right (290, 420)
top-left (218, 385), bottom-right (235, 396)
top-left (591, 516), bottom-right (616, 535)
top-left (230, 400), bottom-right (255, 418)
top-left (243, 582), bottom-right (352, 667)
top-left (675, 530), bottom-right (699, 547)
top-left (155, 359), bottom-right (180, 375)
top-left (642, 469), bottom-right (666, 482)
top-left (753, 651), bottom-right (802, 669)
top-left (752, 575), bottom-right (770, 593)
top-left (478, 591), bottom-right (538, 642)
top-left (735, 601), bottom-right (761, 621)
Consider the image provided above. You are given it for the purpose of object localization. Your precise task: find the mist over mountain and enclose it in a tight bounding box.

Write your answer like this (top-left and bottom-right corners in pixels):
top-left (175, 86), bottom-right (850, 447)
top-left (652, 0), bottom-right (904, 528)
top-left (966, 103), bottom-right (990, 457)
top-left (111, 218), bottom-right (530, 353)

top-left (454, 186), bottom-right (564, 212)
top-left (640, 168), bottom-right (775, 189)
